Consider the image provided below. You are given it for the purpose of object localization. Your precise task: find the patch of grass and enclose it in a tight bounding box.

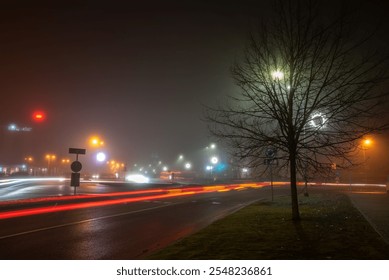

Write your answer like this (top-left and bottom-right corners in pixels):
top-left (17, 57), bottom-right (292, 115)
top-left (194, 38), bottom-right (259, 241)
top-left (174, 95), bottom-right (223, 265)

top-left (146, 192), bottom-right (389, 259)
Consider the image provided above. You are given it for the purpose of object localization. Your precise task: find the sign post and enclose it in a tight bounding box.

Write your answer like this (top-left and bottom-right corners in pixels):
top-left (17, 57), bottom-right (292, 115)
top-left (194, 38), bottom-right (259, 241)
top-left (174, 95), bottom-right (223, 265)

top-left (265, 148), bottom-right (277, 201)
top-left (69, 148), bottom-right (86, 195)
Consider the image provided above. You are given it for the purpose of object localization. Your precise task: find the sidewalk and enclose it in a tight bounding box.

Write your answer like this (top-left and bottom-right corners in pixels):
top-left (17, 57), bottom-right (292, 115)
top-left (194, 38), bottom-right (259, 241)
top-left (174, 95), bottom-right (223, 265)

top-left (347, 190), bottom-right (389, 244)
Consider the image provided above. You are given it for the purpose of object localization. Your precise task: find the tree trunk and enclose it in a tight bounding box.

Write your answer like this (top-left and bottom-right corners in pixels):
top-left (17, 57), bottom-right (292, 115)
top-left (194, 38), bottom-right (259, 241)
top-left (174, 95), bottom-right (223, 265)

top-left (290, 151), bottom-right (301, 221)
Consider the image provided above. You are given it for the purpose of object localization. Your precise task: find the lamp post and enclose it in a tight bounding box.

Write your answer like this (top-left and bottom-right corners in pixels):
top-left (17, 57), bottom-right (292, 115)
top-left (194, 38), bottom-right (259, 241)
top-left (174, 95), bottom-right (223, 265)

top-left (209, 156), bottom-right (219, 180)
top-left (302, 112), bottom-right (328, 196)
top-left (362, 138), bottom-right (372, 183)
top-left (24, 156), bottom-right (34, 175)
top-left (61, 158), bottom-right (70, 176)
top-left (45, 154), bottom-right (56, 176)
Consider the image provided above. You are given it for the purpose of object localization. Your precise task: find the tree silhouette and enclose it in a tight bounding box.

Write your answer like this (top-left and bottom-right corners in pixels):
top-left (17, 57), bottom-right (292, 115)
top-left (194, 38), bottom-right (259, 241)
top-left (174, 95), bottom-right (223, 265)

top-left (205, 0), bottom-right (389, 220)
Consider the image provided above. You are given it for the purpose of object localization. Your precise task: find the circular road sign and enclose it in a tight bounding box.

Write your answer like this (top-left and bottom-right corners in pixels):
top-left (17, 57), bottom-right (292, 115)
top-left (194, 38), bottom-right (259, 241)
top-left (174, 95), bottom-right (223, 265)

top-left (266, 148), bottom-right (276, 158)
top-left (71, 161), bottom-right (82, 173)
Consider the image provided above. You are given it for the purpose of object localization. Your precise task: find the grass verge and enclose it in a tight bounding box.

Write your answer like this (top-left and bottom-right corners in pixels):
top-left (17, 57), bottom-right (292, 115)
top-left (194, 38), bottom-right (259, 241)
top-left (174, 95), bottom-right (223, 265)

top-left (146, 192), bottom-right (389, 259)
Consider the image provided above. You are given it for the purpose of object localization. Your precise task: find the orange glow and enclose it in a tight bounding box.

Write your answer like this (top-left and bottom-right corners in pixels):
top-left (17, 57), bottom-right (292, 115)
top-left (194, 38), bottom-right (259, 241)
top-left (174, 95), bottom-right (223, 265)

top-left (45, 154), bottom-right (56, 160)
top-left (24, 157), bottom-right (34, 162)
top-left (363, 138), bottom-right (372, 147)
top-left (89, 136), bottom-right (104, 147)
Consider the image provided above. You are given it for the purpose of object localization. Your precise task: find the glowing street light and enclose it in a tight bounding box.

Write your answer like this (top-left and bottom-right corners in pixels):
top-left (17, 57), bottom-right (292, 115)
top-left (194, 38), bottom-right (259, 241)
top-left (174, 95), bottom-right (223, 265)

top-left (89, 136), bottom-right (105, 147)
top-left (96, 152), bottom-right (107, 162)
top-left (363, 138), bottom-right (372, 148)
top-left (271, 70), bottom-right (284, 80)
top-left (309, 112), bottom-right (327, 128)
top-left (361, 137), bottom-right (373, 182)
top-left (185, 162), bottom-right (192, 170)
top-left (8, 124), bottom-right (17, 131)
top-left (206, 165), bottom-right (213, 171)
top-left (24, 156), bottom-right (34, 163)
top-left (210, 156), bottom-right (219, 165)
top-left (45, 154), bottom-right (56, 161)
top-left (45, 154), bottom-right (56, 175)
top-left (361, 137), bottom-right (373, 161)
top-left (206, 143), bottom-right (216, 150)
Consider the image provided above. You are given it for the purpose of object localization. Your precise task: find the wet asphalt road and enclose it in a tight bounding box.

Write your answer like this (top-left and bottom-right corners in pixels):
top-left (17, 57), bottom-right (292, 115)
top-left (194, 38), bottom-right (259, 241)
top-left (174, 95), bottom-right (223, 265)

top-left (0, 186), bottom-right (270, 259)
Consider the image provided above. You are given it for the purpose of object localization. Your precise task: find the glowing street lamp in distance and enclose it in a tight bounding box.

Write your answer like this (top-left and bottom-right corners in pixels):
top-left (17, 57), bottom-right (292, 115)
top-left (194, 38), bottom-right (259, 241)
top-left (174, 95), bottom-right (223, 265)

top-left (45, 154), bottom-right (56, 161)
top-left (89, 136), bottom-right (104, 147)
top-left (185, 162), bottom-right (192, 170)
top-left (271, 70), bottom-right (284, 80)
top-left (96, 152), bottom-right (106, 162)
top-left (309, 112), bottom-right (327, 128)
top-left (25, 156), bottom-right (34, 163)
top-left (363, 138), bottom-right (372, 147)
top-left (206, 143), bottom-right (216, 150)
top-left (210, 156), bottom-right (219, 165)
top-left (8, 124), bottom-right (17, 131)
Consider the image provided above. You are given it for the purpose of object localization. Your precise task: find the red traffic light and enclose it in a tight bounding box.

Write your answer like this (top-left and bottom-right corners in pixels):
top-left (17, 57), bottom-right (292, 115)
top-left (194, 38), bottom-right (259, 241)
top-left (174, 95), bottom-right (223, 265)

top-left (32, 111), bottom-right (46, 122)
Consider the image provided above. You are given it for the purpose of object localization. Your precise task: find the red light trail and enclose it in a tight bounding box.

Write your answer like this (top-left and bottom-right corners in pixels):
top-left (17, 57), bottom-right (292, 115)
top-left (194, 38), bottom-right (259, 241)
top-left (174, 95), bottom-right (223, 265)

top-left (0, 182), bottom-right (270, 220)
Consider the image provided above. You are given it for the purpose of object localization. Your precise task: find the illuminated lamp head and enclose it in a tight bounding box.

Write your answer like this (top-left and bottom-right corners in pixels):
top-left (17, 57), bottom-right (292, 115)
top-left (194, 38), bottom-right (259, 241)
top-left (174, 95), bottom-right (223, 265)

top-left (96, 152), bottom-right (107, 162)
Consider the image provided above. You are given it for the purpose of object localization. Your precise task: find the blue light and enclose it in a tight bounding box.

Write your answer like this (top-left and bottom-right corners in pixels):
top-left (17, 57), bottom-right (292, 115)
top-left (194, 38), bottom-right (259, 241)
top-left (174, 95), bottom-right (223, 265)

top-left (8, 124), bottom-right (18, 131)
top-left (215, 163), bottom-right (227, 172)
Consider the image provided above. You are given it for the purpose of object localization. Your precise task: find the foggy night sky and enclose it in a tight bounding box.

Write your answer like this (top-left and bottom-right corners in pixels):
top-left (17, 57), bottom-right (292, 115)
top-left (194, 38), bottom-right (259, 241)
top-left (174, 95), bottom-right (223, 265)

top-left (1, 0), bottom-right (389, 168)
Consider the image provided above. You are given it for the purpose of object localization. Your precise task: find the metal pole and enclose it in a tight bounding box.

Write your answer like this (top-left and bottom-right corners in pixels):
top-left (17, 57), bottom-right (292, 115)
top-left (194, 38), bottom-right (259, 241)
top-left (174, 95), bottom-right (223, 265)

top-left (303, 127), bottom-right (309, 196)
top-left (270, 163), bottom-right (274, 201)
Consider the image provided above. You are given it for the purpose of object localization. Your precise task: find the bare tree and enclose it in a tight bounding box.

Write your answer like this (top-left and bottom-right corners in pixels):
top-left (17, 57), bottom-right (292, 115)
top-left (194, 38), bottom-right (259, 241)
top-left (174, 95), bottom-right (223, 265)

top-left (205, 0), bottom-right (389, 220)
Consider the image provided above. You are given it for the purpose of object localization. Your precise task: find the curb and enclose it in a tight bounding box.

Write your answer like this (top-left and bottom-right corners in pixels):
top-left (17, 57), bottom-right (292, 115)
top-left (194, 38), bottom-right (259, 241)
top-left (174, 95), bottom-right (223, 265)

top-left (346, 193), bottom-right (389, 245)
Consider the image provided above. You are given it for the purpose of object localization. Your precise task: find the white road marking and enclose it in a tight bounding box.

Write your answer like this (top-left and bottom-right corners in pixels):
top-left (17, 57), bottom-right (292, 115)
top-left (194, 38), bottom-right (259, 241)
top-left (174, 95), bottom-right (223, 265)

top-left (0, 202), bottom-right (178, 240)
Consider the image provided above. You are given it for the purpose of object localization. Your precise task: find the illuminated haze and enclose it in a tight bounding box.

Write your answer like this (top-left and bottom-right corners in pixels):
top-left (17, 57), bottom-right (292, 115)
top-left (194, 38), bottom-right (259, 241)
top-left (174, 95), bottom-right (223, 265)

top-left (1, 1), bottom-right (389, 177)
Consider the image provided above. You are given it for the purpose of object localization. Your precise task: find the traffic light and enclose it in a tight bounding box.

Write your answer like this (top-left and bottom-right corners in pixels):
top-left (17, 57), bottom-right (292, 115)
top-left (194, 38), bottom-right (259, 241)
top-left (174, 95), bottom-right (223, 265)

top-left (32, 111), bottom-right (46, 122)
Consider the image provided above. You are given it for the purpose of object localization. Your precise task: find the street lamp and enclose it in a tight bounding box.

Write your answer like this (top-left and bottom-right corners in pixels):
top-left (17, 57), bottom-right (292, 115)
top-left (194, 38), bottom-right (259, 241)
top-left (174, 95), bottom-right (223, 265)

top-left (96, 152), bottom-right (107, 162)
top-left (361, 137), bottom-right (373, 182)
top-left (361, 138), bottom-right (373, 161)
top-left (185, 162), bottom-right (192, 170)
top-left (271, 70), bottom-right (284, 80)
top-left (89, 136), bottom-right (105, 148)
top-left (210, 156), bottom-right (219, 165)
top-left (206, 143), bottom-right (216, 150)
top-left (45, 154), bottom-right (56, 175)
top-left (309, 112), bottom-right (327, 129)
top-left (302, 112), bottom-right (327, 196)
top-left (363, 138), bottom-right (372, 148)
top-left (25, 156), bottom-right (34, 163)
